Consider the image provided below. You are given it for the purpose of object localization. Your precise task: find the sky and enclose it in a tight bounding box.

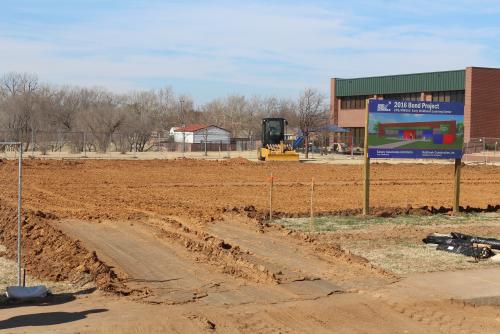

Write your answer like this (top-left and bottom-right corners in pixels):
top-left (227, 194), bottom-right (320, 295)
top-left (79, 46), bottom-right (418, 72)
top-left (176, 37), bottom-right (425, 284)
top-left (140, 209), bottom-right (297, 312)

top-left (1, 0), bottom-right (499, 103)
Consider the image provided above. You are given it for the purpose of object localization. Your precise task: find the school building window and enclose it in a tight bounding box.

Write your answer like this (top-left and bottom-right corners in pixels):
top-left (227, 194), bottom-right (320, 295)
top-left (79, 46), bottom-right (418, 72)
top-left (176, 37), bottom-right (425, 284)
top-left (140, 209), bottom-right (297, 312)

top-left (382, 93), bottom-right (421, 101)
top-left (346, 127), bottom-right (365, 146)
top-left (340, 96), bottom-right (368, 109)
top-left (431, 90), bottom-right (465, 103)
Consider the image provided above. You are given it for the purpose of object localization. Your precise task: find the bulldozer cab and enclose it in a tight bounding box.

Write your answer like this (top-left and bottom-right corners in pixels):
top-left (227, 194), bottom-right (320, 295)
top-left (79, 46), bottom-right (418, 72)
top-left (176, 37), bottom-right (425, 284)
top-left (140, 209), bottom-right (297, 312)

top-left (258, 117), bottom-right (299, 161)
top-left (262, 118), bottom-right (286, 146)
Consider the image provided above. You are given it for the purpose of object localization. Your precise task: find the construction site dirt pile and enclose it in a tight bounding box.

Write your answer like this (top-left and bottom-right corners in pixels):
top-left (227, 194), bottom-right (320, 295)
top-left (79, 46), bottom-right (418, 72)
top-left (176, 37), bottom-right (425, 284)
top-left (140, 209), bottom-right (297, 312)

top-left (0, 201), bottom-right (127, 293)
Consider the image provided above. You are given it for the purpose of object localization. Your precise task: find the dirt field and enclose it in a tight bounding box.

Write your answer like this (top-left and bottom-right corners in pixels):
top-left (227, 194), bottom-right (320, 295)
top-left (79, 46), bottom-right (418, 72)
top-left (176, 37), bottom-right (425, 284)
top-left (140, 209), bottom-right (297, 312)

top-left (1, 158), bottom-right (500, 333)
top-left (1, 158), bottom-right (500, 220)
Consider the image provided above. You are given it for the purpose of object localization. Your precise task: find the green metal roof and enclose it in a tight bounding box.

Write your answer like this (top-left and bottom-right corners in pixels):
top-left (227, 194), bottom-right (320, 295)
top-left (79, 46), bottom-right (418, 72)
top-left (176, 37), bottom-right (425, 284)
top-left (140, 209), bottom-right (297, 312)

top-left (335, 70), bottom-right (465, 97)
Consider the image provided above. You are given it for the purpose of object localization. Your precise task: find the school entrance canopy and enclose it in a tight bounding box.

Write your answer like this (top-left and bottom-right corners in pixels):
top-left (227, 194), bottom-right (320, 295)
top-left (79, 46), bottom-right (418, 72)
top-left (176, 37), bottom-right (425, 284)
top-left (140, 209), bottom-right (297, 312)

top-left (314, 124), bottom-right (350, 133)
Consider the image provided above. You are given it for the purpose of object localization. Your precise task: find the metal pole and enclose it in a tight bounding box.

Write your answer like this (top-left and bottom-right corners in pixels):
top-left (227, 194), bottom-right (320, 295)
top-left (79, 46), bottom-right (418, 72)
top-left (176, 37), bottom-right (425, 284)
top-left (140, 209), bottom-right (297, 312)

top-left (134, 137), bottom-right (137, 158)
top-left (17, 143), bottom-right (23, 286)
top-left (31, 129), bottom-right (35, 157)
top-left (204, 129), bottom-right (208, 156)
top-left (483, 137), bottom-right (486, 164)
top-left (157, 132), bottom-right (160, 152)
top-left (350, 133), bottom-right (353, 157)
top-left (464, 141), bottom-right (468, 163)
top-left (180, 98), bottom-right (185, 158)
top-left (83, 132), bottom-right (87, 157)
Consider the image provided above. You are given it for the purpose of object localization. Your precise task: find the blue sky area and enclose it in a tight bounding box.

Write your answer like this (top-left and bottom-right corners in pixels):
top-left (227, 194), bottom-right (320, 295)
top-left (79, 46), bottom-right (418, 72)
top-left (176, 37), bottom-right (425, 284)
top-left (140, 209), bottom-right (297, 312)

top-left (1, 0), bottom-right (500, 103)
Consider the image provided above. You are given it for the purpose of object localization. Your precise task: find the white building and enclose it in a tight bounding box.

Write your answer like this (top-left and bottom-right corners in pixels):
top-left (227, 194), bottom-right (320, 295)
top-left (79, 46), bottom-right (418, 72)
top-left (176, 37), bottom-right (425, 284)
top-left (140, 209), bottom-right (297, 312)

top-left (172, 124), bottom-right (231, 144)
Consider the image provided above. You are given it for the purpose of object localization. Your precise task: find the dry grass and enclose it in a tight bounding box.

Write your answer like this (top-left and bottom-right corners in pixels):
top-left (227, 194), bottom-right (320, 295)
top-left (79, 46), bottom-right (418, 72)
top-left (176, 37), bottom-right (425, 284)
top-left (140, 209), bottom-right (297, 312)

top-left (277, 213), bottom-right (500, 275)
top-left (341, 239), bottom-right (497, 275)
top-left (0, 244), bottom-right (91, 303)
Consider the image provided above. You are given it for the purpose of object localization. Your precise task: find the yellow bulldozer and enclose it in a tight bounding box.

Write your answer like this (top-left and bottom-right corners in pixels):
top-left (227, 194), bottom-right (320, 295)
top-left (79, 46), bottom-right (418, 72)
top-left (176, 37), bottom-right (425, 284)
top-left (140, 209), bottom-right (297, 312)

top-left (257, 118), bottom-right (299, 161)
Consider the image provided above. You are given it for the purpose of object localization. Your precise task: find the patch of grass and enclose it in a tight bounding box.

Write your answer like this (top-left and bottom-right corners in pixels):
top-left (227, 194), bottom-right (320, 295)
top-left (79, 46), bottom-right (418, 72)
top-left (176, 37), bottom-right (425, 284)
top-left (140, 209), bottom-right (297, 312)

top-left (275, 213), bottom-right (500, 274)
top-left (277, 212), bottom-right (500, 233)
top-left (346, 241), bottom-right (494, 275)
top-left (399, 136), bottom-right (464, 149)
top-left (367, 135), bottom-right (403, 146)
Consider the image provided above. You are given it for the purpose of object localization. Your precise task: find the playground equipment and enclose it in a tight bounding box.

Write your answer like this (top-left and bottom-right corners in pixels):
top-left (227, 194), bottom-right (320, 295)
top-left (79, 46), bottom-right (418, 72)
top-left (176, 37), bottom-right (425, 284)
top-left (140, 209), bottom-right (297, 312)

top-left (258, 118), bottom-right (299, 161)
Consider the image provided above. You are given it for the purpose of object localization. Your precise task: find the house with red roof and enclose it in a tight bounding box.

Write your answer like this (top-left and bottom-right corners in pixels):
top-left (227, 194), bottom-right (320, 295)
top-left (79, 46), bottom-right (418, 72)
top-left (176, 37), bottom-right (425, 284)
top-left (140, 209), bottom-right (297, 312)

top-left (171, 124), bottom-right (230, 144)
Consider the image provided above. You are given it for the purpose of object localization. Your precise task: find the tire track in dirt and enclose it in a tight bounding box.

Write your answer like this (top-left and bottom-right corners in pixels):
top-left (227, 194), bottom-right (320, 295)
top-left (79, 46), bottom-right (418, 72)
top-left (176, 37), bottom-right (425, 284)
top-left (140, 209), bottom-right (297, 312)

top-left (54, 218), bottom-right (350, 306)
top-left (371, 294), bottom-right (486, 334)
top-left (206, 217), bottom-right (393, 289)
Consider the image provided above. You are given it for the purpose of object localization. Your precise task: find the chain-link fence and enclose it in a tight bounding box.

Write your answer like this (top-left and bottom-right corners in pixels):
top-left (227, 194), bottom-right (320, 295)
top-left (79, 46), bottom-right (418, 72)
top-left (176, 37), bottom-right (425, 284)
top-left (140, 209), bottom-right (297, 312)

top-left (464, 137), bottom-right (500, 163)
top-left (0, 129), bottom-right (258, 158)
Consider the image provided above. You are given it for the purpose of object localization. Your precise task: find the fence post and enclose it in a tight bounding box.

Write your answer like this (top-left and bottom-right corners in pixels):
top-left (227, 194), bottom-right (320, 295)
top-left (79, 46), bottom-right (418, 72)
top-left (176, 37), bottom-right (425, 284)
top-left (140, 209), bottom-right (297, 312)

top-left (83, 132), bottom-right (87, 157)
top-left (453, 158), bottom-right (462, 214)
top-left (464, 141), bottom-right (468, 163)
top-left (363, 99), bottom-right (370, 216)
top-left (31, 129), bottom-right (35, 157)
top-left (269, 173), bottom-right (274, 223)
top-left (17, 143), bottom-right (22, 286)
top-left (183, 132), bottom-right (186, 158)
top-left (483, 137), bottom-right (486, 164)
top-left (157, 132), bottom-right (160, 152)
top-left (310, 177), bottom-right (315, 229)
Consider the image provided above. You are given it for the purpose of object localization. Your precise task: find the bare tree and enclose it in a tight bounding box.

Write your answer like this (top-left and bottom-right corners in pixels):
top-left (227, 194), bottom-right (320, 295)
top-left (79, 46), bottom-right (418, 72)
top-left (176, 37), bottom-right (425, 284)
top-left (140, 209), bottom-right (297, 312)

top-left (0, 72), bottom-right (40, 150)
top-left (0, 71), bottom-right (331, 158)
top-left (0, 72), bottom-right (38, 97)
top-left (201, 99), bottom-right (225, 126)
top-left (79, 89), bottom-right (125, 152)
top-left (122, 91), bottom-right (157, 152)
top-left (155, 86), bottom-right (178, 130)
top-left (200, 95), bottom-right (296, 143)
top-left (297, 88), bottom-right (326, 159)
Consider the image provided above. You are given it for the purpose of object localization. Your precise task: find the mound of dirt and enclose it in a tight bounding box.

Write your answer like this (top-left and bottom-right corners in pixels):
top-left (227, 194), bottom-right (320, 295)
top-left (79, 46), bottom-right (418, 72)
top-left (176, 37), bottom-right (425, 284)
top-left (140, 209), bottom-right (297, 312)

top-left (221, 208), bottom-right (397, 280)
top-left (150, 217), bottom-right (278, 283)
top-left (172, 157), bottom-right (253, 166)
top-left (218, 157), bottom-right (253, 165)
top-left (0, 201), bottom-right (128, 293)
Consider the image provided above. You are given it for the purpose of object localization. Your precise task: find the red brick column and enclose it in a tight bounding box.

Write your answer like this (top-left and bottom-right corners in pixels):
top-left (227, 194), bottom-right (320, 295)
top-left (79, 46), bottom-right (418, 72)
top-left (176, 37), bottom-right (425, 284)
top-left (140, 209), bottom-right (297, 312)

top-left (464, 67), bottom-right (473, 142)
top-left (468, 67), bottom-right (500, 140)
top-left (330, 78), bottom-right (338, 125)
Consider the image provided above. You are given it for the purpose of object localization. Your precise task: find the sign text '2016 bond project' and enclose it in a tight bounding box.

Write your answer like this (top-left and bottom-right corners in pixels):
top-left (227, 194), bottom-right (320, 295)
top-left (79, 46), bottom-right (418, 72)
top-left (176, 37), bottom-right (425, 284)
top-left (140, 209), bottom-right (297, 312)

top-left (367, 100), bottom-right (465, 159)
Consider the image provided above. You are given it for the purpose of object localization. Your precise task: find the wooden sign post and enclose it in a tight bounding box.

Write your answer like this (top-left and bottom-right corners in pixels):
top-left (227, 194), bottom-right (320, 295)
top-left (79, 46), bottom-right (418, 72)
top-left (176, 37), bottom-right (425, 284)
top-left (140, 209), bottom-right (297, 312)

top-left (269, 173), bottom-right (274, 223)
top-left (453, 158), bottom-right (462, 214)
top-left (310, 177), bottom-right (315, 228)
top-left (363, 99), bottom-right (370, 216)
